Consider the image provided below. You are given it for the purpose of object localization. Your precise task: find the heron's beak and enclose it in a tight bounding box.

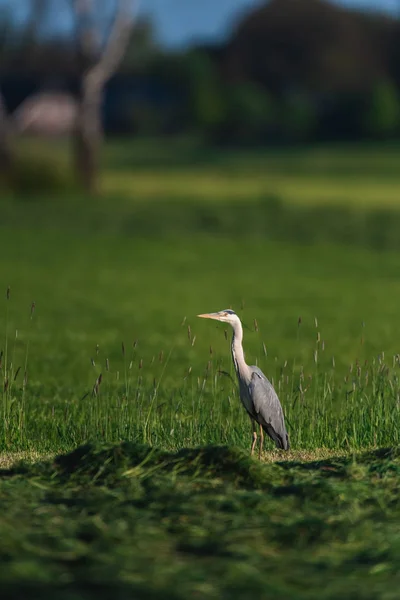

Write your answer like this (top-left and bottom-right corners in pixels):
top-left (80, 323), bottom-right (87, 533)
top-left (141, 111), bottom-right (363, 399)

top-left (197, 312), bottom-right (222, 321)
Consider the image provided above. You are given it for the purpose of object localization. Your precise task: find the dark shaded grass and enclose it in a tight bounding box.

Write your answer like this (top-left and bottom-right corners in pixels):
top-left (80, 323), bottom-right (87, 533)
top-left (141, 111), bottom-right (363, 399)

top-left (11, 136), bottom-right (400, 178)
top-left (2, 194), bottom-right (400, 253)
top-left (1, 442), bottom-right (400, 598)
top-left (103, 138), bottom-right (400, 179)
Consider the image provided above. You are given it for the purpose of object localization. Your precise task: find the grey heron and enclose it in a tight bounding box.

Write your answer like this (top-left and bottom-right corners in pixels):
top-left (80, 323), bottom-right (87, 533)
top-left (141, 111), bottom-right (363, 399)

top-left (197, 309), bottom-right (290, 457)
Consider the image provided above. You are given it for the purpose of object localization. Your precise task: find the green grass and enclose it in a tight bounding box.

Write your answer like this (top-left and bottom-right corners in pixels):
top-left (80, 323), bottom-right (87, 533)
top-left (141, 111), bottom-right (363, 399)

top-left (10, 136), bottom-right (400, 208)
top-left (2, 139), bottom-right (400, 597)
top-left (1, 229), bottom-right (400, 455)
top-left (101, 139), bottom-right (400, 208)
top-left (1, 442), bottom-right (400, 598)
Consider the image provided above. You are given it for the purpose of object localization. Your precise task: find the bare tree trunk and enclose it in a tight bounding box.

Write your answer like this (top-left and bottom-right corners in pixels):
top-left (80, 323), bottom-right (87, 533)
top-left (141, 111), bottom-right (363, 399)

top-left (72, 0), bottom-right (137, 195)
top-left (73, 76), bottom-right (103, 194)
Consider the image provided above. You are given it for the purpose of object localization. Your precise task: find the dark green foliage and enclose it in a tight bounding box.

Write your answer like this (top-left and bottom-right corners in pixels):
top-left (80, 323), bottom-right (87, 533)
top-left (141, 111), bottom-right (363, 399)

top-left (184, 51), bottom-right (227, 138)
top-left (1, 443), bottom-right (400, 598)
top-left (281, 93), bottom-right (317, 142)
top-left (364, 81), bottom-right (400, 139)
top-left (222, 84), bottom-right (277, 144)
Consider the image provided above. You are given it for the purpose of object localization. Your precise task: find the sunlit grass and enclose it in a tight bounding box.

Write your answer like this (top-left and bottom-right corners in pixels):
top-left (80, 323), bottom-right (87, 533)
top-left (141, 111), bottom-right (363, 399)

top-left (0, 445), bottom-right (359, 469)
top-left (1, 229), bottom-right (400, 454)
top-left (14, 136), bottom-right (400, 208)
top-left (101, 170), bottom-right (400, 208)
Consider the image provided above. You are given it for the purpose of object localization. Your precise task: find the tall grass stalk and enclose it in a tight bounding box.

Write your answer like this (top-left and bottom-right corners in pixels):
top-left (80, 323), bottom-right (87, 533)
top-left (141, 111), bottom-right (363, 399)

top-left (2, 287), bottom-right (10, 446)
top-left (19, 302), bottom-right (35, 441)
top-left (1, 292), bottom-right (35, 447)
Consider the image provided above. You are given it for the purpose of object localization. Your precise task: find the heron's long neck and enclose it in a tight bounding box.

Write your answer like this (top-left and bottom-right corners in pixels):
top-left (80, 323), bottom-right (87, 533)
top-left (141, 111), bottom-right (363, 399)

top-left (231, 320), bottom-right (250, 380)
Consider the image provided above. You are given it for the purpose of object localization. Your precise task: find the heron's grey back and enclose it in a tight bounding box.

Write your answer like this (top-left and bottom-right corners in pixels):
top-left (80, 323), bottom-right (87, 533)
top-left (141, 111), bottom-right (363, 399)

top-left (248, 366), bottom-right (290, 450)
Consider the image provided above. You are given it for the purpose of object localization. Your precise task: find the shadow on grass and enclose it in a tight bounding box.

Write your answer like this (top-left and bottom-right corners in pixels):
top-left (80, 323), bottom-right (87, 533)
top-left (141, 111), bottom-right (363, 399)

top-left (0, 582), bottom-right (179, 600)
top-left (2, 441), bottom-right (400, 488)
top-left (3, 191), bottom-right (400, 254)
top-left (1, 441), bottom-right (400, 598)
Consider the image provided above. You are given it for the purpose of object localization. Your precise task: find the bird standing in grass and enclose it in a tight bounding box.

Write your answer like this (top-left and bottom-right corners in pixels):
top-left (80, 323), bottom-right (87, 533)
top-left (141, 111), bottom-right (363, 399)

top-left (197, 309), bottom-right (289, 458)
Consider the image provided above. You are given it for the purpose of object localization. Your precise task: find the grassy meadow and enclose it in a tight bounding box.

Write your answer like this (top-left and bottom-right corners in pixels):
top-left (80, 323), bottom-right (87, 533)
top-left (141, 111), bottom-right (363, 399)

top-left (1, 139), bottom-right (400, 597)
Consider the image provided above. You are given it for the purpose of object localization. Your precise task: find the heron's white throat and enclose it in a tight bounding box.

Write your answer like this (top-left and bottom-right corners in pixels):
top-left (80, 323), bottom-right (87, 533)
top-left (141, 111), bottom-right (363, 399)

top-left (230, 318), bottom-right (251, 381)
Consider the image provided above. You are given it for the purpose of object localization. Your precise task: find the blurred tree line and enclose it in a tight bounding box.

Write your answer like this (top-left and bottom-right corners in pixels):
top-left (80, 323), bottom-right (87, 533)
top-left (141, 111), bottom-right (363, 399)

top-left (180, 0), bottom-right (400, 145)
top-left (1, 0), bottom-right (400, 192)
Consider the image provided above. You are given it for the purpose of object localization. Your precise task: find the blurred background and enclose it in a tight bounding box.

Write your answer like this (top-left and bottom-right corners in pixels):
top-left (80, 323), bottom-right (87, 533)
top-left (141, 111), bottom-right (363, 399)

top-left (1, 0), bottom-right (400, 196)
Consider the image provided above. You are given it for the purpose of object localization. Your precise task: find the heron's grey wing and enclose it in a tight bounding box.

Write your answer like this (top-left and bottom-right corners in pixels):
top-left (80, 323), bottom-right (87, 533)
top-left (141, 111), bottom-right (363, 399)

top-left (248, 366), bottom-right (290, 450)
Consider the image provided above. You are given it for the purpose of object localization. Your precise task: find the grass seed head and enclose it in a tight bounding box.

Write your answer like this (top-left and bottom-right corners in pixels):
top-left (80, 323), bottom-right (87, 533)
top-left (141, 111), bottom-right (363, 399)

top-left (92, 373), bottom-right (102, 396)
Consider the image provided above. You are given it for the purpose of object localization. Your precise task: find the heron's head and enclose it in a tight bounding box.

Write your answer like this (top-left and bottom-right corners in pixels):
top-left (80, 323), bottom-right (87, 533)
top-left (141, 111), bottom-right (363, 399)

top-left (197, 309), bottom-right (239, 326)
